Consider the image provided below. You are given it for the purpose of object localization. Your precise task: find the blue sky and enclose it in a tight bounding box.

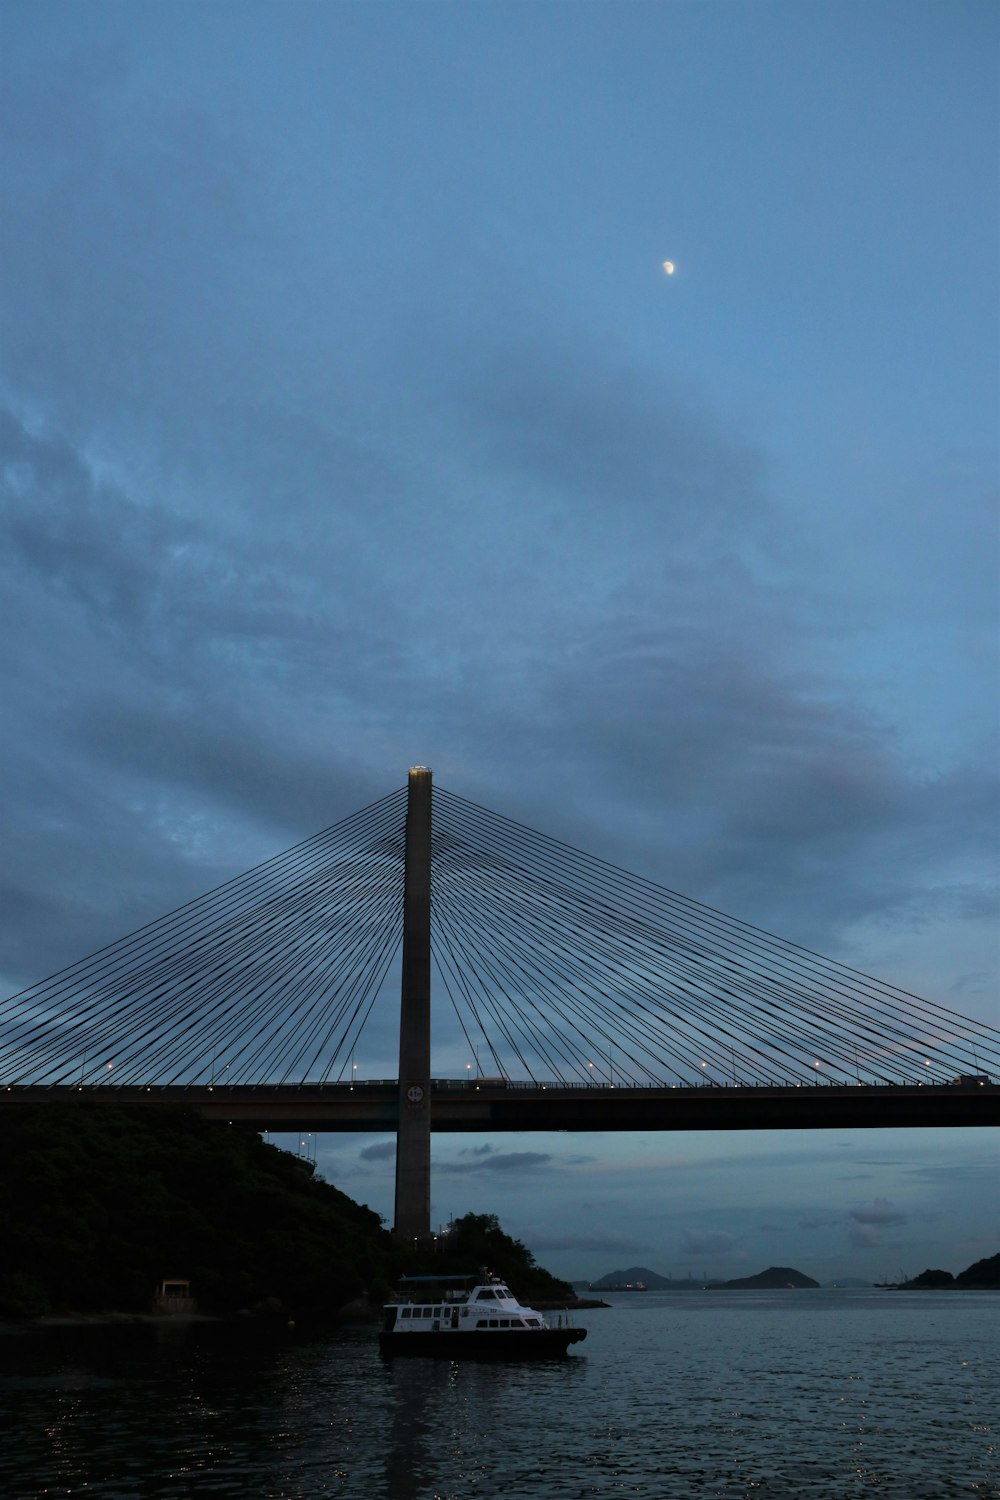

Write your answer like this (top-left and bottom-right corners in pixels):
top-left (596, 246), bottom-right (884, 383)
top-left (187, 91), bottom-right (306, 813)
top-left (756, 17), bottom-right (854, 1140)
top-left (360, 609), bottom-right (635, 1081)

top-left (0, 0), bottom-right (996, 1283)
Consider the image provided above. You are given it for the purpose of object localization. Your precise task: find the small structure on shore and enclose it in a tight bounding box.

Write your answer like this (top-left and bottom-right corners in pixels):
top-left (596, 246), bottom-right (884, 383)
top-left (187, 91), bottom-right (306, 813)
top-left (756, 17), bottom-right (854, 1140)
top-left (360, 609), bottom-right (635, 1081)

top-left (153, 1279), bottom-right (196, 1315)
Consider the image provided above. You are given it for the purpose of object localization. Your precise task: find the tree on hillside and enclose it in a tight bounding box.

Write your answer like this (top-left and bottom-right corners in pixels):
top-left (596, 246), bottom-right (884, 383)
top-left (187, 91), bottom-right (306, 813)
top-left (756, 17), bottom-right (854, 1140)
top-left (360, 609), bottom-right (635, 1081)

top-left (402, 1212), bottom-right (572, 1301)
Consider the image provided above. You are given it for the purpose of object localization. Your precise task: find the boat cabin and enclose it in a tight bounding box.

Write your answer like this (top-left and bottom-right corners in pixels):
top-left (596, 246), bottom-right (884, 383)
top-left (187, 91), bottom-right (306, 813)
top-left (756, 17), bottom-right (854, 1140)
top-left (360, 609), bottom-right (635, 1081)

top-left (379, 1271), bottom-right (586, 1357)
top-left (386, 1274), bottom-right (544, 1330)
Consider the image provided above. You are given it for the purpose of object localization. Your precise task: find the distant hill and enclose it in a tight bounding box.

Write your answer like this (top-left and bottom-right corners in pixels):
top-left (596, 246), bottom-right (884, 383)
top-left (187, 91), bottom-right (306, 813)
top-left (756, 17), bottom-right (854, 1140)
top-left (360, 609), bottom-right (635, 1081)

top-left (722, 1266), bottom-right (819, 1289)
top-left (590, 1266), bottom-right (673, 1290)
top-left (590, 1263), bottom-right (824, 1291)
top-left (956, 1252), bottom-right (1000, 1287)
top-left (0, 1102), bottom-right (391, 1320)
top-left (900, 1252), bottom-right (1000, 1290)
top-left (904, 1268), bottom-right (954, 1288)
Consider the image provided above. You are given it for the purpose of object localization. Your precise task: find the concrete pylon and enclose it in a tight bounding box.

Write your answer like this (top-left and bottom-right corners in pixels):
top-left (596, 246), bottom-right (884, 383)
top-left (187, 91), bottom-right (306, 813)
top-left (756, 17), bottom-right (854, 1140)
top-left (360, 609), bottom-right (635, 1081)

top-left (393, 766), bottom-right (432, 1240)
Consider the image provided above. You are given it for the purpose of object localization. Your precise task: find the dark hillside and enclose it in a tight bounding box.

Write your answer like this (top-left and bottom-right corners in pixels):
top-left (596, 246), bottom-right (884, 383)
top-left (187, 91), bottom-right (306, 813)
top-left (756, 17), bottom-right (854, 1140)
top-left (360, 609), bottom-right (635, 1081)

top-left (0, 1103), bottom-right (390, 1319)
top-left (955, 1253), bottom-right (1000, 1287)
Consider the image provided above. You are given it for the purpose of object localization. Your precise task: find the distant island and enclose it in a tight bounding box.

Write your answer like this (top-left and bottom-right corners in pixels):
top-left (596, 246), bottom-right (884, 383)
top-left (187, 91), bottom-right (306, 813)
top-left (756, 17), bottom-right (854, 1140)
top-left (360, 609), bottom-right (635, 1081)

top-left (895, 1254), bottom-right (1000, 1290)
top-left (591, 1263), bottom-right (820, 1290)
top-left (590, 1266), bottom-right (675, 1290)
top-left (720, 1266), bottom-right (819, 1289)
top-left (590, 1255), bottom-right (1000, 1295)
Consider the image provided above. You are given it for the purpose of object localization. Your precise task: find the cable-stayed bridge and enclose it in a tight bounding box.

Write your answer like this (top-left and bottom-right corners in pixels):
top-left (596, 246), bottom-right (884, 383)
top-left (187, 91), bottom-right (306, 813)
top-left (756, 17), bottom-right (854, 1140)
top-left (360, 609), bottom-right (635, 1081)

top-left (2, 768), bottom-right (997, 1237)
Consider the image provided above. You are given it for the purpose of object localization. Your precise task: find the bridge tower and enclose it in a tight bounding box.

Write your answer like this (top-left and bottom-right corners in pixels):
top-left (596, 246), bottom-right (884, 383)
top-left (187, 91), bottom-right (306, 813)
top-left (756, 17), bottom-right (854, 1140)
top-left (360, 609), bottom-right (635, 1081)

top-left (393, 766), bottom-right (433, 1240)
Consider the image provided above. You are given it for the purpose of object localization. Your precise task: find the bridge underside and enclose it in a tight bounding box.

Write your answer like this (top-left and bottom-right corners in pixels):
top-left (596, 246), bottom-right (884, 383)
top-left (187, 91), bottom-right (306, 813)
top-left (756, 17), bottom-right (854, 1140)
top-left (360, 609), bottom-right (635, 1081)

top-left (4, 1081), bottom-right (998, 1133)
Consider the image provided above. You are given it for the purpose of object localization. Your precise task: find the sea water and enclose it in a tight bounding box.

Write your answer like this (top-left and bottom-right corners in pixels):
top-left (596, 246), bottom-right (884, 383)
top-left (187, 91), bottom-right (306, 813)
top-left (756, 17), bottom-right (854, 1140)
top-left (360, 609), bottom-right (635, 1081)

top-left (0, 1290), bottom-right (996, 1498)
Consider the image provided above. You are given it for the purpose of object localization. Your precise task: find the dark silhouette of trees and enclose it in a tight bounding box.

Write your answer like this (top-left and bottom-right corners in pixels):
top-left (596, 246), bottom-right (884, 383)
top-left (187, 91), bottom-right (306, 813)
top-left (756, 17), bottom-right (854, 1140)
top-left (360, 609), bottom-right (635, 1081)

top-left (0, 1104), bottom-right (389, 1319)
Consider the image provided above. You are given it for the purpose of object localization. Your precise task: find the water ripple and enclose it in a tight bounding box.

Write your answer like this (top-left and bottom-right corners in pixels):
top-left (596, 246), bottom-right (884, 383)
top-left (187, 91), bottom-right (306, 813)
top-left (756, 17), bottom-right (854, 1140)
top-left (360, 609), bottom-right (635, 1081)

top-left (0, 1292), bottom-right (997, 1498)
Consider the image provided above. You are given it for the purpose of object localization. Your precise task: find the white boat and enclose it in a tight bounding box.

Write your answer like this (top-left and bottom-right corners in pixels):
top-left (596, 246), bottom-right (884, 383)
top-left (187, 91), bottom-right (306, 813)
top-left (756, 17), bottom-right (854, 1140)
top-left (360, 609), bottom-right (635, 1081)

top-left (379, 1273), bottom-right (587, 1360)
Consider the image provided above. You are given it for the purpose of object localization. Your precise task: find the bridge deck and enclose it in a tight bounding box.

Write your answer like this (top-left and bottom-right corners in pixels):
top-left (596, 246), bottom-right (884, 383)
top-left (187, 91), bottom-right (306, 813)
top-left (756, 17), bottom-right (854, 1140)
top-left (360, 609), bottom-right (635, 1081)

top-left (3, 1080), bottom-right (998, 1133)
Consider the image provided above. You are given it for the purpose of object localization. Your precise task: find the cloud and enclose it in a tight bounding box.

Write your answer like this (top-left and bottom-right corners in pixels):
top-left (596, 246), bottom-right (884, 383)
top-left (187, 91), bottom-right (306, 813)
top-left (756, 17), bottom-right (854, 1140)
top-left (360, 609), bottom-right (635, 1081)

top-left (447, 334), bottom-right (771, 543)
top-left (437, 1150), bottom-right (552, 1176)
top-left (679, 1229), bottom-right (739, 1256)
top-left (906, 1161), bottom-right (1000, 1183)
top-left (843, 1197), bottom-right (912, 1249)
top-left (359, 1141), bottom-right (396, 1163)
top-left (524, 1230), bottom-right (645, 1254)
top-left (848, 1197), bottom-right (908, 1227)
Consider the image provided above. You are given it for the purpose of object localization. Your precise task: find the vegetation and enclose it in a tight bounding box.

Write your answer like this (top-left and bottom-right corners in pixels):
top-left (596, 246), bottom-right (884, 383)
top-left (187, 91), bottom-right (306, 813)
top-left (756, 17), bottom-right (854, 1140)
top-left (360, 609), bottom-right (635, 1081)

top-left (0, 1103), bottom-right (390, 1320)
top-left (904, 1268), bottom-right (955, 1288)
top-left (903, 1253), bottom-right (1000, 1289)
top-left (955, 1252), bottom-right (1000, 1287)
top-left (412, 1212), bottom-right (574, 1303)
top-left (0, 1106), bottom-right (573, 1321)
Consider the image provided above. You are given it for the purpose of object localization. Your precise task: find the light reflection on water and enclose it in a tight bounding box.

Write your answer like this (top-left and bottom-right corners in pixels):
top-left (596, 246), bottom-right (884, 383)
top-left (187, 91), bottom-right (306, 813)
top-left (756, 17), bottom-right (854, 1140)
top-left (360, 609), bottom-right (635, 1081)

top-left (0, 1291), bottom-right (996, 1498)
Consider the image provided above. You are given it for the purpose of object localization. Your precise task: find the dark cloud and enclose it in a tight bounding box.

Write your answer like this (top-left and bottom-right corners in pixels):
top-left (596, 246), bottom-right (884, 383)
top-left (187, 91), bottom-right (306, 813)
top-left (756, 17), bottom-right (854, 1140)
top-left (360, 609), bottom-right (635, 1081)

top-left (447, 336), bottom-right (771, 539)
top-left (848, 1198), bottom-right (908, 1227)
top-left (679, 1229), bottom-right (739, 1256)
top-left (2, 323), bottom-right (996, 1015)
top-left (904, 1161), bottom-right (999, 1183)
top-left (847, 1224), bottom-right (883, 1250)
top-left (438, 1151), bottom-right (552, 1176)
top-left (359, 1141), bottom-right (396, 1163)
top-left (525, 1230), bottom-right (644, 1254)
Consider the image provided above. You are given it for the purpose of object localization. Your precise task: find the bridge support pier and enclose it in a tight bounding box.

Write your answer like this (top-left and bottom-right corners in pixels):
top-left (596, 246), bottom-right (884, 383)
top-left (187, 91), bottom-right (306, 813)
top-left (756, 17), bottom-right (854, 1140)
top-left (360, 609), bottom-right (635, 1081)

top-left (393, 766), bottom-right (433, 1241)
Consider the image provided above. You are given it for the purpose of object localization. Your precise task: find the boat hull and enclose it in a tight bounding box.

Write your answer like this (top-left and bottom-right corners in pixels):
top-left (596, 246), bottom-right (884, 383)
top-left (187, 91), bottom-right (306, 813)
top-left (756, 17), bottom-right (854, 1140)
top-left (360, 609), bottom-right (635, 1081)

top-left (379, 1327), bottom-right (586, 1360)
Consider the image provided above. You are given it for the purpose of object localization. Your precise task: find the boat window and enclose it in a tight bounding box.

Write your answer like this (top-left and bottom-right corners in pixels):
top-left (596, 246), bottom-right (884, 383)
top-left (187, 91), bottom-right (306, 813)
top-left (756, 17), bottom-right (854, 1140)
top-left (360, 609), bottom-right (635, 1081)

top-left (476, 1289), bottom-right (496, 1300)
top-left (401, 1308), bottom-right (411, 1319)
top-left (488, 1319), bottom-right (499, 1328)
top-left (526, 1318), bottom-right (541, 1327)
top-left (476, 1319), bottom-right (488, 1328)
